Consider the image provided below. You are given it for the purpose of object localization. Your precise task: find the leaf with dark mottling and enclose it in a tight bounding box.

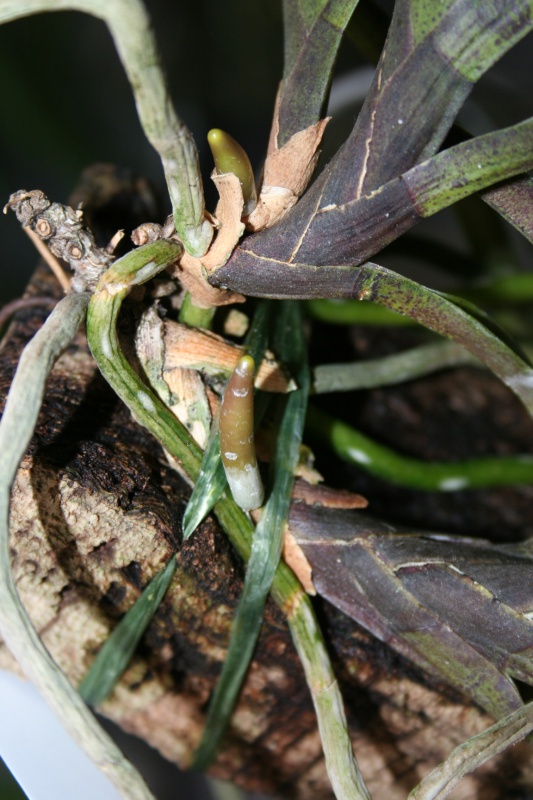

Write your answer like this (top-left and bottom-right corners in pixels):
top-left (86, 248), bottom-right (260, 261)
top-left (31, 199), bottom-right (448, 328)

top-left (213, 118), bottom-right (533, 287)
top-left (483, 175), bottom-right (533, 245)
top-left (290, 503), bottom-right (533, 719)
top-left (279, 0), bottom-right (360, 145)
top-left (217, 258), bottom-right (533, 420)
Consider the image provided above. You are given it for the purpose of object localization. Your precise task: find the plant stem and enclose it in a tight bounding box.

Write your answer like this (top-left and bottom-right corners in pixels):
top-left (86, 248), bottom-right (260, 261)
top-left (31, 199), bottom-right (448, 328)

top-left (179, 292), bottom-right (216, 328)
top-left (0, 292), bottom-right (155, 799)
top-left (193, 302), bottom-right (308, 768)
top-left (0, 0), bottom-right (212, 256)
top-left (86, 250), bottom-right (371, 800)
top-left (213, 503), bottom-right (371, 800)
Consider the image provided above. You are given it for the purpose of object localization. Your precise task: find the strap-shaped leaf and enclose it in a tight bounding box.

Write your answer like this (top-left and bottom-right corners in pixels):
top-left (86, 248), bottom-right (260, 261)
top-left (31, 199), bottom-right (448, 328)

top-left (483, 175), bottom-right (533, 245)
top-left (405, 117), bottom-right (533, 218)
top-left (348, 267), bottom-right (533, 418)
top-left (320, 0), bottom-right (533, 205)
top-left (250, 0), bottom-right (532, 264)
top-left (193, 301), bottom-right (311, 767)
top-left (181, 300), bottom-right (272, 539)
top-left (216, 259), bottom-right (533, 418)
top-left (79, 556), bottom-right (177, 706)
top-left (87, 246), bottom-right (369, 796)
top-left (299, 118), bottom-right (533, 265)
top-left (279, 0), bottom-right (360, 144)
top-left (213, 117), bottom-right (533, 280)
top-left (290, 503), bottom-right (533, 719)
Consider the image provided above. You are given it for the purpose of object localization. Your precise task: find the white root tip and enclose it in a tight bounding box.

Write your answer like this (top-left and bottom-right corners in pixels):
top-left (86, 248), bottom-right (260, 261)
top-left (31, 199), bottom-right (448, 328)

top-left (225, 465), bottom-right (264, 511)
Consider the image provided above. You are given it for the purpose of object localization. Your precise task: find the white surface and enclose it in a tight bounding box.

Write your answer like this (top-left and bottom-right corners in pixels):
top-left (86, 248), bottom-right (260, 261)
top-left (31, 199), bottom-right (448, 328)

top-left (0, 670), bottom-right (122, 800)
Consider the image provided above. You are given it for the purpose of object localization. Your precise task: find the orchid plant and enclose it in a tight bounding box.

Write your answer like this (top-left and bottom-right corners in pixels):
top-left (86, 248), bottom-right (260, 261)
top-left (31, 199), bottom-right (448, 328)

top-left (0, 2), bottom-right (533, 799)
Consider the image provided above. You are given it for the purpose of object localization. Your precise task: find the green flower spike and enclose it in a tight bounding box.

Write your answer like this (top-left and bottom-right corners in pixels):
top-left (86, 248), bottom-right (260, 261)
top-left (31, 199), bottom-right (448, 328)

top-left (219, 354), bottom-right (264, 511)
top-left (207, 128), bottom-right (257, 215)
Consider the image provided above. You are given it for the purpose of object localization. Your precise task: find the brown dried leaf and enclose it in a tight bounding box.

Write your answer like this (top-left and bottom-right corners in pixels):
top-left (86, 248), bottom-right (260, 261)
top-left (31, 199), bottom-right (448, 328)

top-left (292, 479), bottom-right (368, 510)
top-left (246, 114), bottom-right (330, 232)
top-left (164, 367), bottom-right (212, 449)
top-left (169, 172), bottom-right (246, 307)
top-left (294, 444), bottom-right (323, 485)
top-left (162, 321), bottom-right (294, 393)
top-left (282, 530), bottom-right (316, 595)
top-left (222, 309), bottom-right (249, 338)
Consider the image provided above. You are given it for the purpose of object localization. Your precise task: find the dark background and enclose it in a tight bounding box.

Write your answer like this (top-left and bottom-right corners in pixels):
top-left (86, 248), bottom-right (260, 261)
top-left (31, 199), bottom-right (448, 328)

top-left (1, 2), bottom-right (529, 305)
top-left (0, 0), bottom-right (285, 303)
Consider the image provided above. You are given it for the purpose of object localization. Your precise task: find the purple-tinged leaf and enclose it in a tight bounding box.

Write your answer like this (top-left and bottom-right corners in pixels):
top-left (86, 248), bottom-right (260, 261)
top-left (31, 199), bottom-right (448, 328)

top-left (404, 117), bottom-right (533, 218)
top-left (214, 118), bottom-right (533, 277)
top-left (482, 175), bottom-right (533, 245)
top-left (274, 0), bottom-right (532, 241)
top-left (346, 267), bottom-right (533, 417)
top-left (279, 0), bottom-right (360, 145)
top-left (289, 502), bottom-right (533, 719)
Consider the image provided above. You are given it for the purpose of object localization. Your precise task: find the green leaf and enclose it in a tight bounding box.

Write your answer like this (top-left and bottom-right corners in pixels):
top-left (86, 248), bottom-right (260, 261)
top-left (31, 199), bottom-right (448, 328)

top-left (328, 0), bottom-right (533, 202)
top-left (79, 557), bottom-right (177, 706)
top-left (193, 301), bottom-right (310, 768)
top-left (252, 0), bottom-right (533, 269)
top-left (408, 0), bottom-right (457, 47)
top-left (436, 290), bottom-right (531, 366)
top-left (214, 260), bottom-right (533, 421)
top-left (405, 117), bottom-right (533, 217)
top-left (86, 244), bottom-right (368, 797)
top-left (182, 429), bottom-right (226, 540)
top-left (434, 0), bottom-right (533, 83)
top-left (350, 266), bottom-right (533, 418)
top-left (279, 0), bottom-right (360, 145)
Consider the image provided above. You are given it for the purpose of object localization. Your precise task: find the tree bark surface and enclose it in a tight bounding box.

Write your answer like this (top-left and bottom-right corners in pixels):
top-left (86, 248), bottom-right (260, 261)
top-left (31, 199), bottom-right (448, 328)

top-left (2, 239), bottom-right (533, 799)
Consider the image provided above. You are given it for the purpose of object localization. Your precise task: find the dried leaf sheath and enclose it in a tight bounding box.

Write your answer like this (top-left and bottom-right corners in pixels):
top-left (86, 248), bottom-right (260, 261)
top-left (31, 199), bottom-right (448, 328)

top-left (219, 355), bottom-right (264, 511)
